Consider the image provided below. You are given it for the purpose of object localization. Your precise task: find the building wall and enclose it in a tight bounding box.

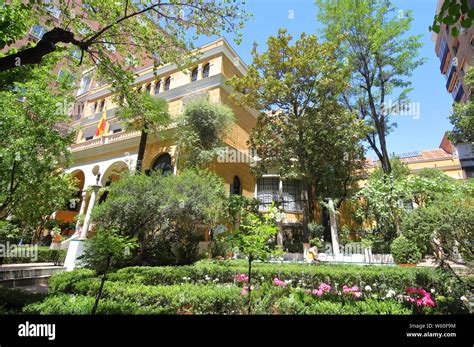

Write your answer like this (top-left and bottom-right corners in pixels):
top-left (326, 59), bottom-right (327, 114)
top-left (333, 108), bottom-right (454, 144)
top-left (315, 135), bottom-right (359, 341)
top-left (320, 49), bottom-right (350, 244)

top-left (434, 0), bottom-right (473, 103)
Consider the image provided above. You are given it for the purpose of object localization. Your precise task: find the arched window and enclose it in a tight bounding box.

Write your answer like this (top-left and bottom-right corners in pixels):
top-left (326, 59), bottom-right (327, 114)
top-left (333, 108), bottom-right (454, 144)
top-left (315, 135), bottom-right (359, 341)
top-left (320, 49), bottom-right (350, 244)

top-left (230, 176), bottom-right (241, 195)
top-left (202, 63), bottom-right (210, 78)
top-left (191, 67), bottom-right (198, 82)
top-left (164, 77), bottom-right (171, 91)
top-left (154, 80), bottom-right (161, 94)
top-left (146, 83), bottom-right (152, 94)
top-left (152, 153), bottom-right (173, 176)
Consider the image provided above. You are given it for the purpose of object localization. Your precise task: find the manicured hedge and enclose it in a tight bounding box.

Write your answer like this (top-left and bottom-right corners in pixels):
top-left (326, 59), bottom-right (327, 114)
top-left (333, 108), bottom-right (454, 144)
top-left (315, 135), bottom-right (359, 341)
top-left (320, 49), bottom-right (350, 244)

top-left (41, 260), bottom-right (468, 315)
top-left (23, 295), bottom-right (146, 315)
top-left (29, 280), bottom-right (243, 315)
top-left (48, 269), bottom-right (95, 294)
top-left (0, 246), bottom-right (67, 264)
top-left (266, 297), bottom-right (412, 315)
top-left (25, 281), bottom-right (412, 315)
top-left (104, 260), bottom-right (444, 294)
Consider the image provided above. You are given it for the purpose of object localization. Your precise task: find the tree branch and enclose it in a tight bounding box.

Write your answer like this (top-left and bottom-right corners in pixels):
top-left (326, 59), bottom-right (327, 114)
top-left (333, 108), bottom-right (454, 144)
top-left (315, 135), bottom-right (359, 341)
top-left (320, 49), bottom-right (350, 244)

top-left (0, 28), bottom-right (84, 72)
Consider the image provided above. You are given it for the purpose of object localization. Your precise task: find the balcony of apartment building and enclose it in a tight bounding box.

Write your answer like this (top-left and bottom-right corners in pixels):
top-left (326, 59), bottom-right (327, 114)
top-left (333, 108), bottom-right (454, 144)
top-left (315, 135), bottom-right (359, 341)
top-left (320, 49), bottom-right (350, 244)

top-left (451, 78), bottom-right (465, 102)
top-left (438, 36), bottom-right (451, 74)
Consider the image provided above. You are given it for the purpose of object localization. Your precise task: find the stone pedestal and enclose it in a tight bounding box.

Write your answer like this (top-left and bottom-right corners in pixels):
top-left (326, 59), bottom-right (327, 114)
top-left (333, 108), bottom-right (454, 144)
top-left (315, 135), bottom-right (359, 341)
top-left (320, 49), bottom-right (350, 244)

top-left (64, 237), bottom-right (84, 271)
top-left (64, 184), bottom-right (101, 271)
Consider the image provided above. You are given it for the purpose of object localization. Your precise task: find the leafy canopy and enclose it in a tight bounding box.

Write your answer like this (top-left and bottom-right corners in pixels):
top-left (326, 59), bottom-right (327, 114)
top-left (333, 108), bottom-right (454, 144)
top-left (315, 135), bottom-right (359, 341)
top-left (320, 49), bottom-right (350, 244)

top-left (0, 54), bottom-right (77, 229)
top-left (0, 0), bottom-right (250, 84)
top-left (176, 99), bottom-right (235, 169)
top-left (228, 29), bottom-right (367, 204)
top-left (316, 0), bottom-right (424, 173)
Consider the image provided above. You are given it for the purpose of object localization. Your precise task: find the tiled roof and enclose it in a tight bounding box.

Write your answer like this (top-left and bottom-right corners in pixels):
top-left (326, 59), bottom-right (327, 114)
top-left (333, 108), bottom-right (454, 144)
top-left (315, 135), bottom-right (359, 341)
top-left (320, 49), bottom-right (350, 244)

top-left (398, 148), bottom-right (453, 163)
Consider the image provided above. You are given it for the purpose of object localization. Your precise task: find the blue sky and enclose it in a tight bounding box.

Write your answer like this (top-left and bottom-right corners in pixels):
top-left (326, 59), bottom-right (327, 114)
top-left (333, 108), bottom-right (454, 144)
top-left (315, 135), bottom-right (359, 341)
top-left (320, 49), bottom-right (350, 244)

top-left (196, 0), bottom-right (454, 159)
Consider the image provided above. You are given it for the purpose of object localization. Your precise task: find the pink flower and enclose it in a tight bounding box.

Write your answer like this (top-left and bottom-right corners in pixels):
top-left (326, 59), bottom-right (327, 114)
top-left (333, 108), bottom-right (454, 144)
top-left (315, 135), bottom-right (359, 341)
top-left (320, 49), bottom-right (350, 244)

top-left (241, 286), bottom-right (248, 296)
top-left (273, 277), bottom-right (287, 287)
top-left (353, 292), bottom-right (362, 300)
top-left (319, 283), bottom-right (331, 293)
top-left (235, 273), bottom-right (249, 283)
top-left (405, 287), bottom-right (436, 307)
top-left (419, 296), bottom-right (436, 307)
top-left (310, 283), bottom-right (332, 297)
top-left (342, 285), bottom-right (359, 293)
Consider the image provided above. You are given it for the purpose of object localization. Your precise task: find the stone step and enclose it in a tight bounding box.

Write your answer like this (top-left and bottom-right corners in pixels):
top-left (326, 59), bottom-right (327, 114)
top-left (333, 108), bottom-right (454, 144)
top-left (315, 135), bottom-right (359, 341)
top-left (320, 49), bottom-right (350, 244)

top-left (0, 264), bottom-right (65, 289)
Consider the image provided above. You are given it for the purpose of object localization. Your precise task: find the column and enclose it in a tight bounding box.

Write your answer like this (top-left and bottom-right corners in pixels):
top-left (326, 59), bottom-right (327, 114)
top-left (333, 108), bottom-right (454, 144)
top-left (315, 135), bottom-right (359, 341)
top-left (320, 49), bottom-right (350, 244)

top-left (159, 78), bottom-right (165, 93)
top-left (80, 185), bottom-right (101, 239)
top-left (64, 184), bottom-right (101, 271)
top-left (327, 198), bottom-right (341, 259)
top-left (277, 178), bottom-right (284, 246)
top-left (197, 63), bottom-right (203, 80)
top-left (74, 191), bottom-right (87, 236)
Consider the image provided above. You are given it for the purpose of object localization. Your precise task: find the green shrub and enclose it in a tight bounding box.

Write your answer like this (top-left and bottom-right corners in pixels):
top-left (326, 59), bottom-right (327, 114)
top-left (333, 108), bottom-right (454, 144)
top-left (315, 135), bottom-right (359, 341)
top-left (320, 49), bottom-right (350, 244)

top-left (402, 198), bottom-right (473, 262)
top-left (208, 236), bottom-right (232, 258)
top-left (104, 261), bottom-right (441, 295)
top-left (23, 294), bottom-right (145, 315)
top-left (37, 280), bottom-right (243, 315)
top-left (262, 294), bottom-right (411, 315)
top-left (48, 269), bottom-right (95, 294)
top-left (390, 236), bottom-right (421, 264)
top-left (0, 286), bottom-right (44, 313)
top-left (46, 261), bottom-right (466, 315)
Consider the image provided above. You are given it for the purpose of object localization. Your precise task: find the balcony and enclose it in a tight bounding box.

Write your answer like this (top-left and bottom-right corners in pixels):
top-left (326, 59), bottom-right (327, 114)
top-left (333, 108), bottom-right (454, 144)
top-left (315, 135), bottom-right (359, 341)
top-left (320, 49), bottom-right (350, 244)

top-left (438, 38), bottom-right (449, 74)
top-left (446, 64), bottom-right (457, 91)
top-left (70, 130), bottom-right (141, 153)
top-left (452, 81), bottom-right (465, 102)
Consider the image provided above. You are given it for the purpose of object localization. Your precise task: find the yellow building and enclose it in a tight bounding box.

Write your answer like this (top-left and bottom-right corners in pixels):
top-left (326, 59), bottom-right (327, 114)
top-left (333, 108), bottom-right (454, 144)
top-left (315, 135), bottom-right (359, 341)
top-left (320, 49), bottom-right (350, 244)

top-left (60, 38), bottom-right (471, 269)
top-left (383, 135), bottom-right (466, 180)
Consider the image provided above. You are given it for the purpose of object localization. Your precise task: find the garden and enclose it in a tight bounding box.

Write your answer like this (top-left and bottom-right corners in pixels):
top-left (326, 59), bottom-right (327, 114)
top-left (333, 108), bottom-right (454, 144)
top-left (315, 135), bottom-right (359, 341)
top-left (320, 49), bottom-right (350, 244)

top-left (1, 260), bottom-right (470, 315)
top-left (0, 0), bottom-right (473, 319)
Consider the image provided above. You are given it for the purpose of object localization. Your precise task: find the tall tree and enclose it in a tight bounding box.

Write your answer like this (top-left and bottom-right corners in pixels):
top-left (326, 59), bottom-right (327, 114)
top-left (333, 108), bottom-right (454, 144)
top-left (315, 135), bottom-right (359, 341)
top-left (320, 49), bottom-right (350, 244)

top-left (316, 0), bottom-right (424, 174)
top-left (0, 55), bottom-right (77, 228)
top-left (115, 92), bottom-right (170, 172)
top-left (0, 0), bottom-right (249, 77)
top-left (228, 30), bottom-right (367, 240)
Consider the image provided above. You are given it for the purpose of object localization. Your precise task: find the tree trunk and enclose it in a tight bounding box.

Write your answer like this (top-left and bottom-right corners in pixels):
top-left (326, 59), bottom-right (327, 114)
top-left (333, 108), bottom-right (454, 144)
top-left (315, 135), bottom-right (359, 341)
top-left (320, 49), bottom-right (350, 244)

top-left (247, 256), bottom-right (252, 315)
top-left (327, 199), bottom-right (340, 257)
top-left (378, 133), bottom-right (392, 174)
top-left (92, 257), bottom-right (111, 315)
top-left (135, 127), bottom-right (148, 172)
top-left (277, 222), bottom-right (284, 247)
top-left (301, 178), bottom-right (310, 242)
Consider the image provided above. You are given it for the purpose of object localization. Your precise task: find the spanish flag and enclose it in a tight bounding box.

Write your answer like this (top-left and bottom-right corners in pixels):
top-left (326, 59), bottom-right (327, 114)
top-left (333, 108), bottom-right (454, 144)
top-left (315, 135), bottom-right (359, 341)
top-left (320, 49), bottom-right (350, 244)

top-left (95, 108), bottom-right (109, 137)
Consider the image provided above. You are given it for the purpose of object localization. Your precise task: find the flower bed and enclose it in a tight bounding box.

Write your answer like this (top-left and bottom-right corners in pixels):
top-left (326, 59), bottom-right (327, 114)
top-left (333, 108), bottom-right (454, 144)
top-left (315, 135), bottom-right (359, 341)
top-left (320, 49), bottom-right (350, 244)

top-left (105, 260), bottom-right (445, 294)
top-left (38, 260), bottom-right (471, 315)
top-left (26, 279), bottom-right (413, 315)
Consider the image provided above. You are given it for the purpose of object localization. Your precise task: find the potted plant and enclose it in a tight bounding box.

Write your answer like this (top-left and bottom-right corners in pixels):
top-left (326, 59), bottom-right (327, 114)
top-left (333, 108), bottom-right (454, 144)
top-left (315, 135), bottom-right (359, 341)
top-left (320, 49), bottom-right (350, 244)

top-left (390, 235), bottom-right (421, 266)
